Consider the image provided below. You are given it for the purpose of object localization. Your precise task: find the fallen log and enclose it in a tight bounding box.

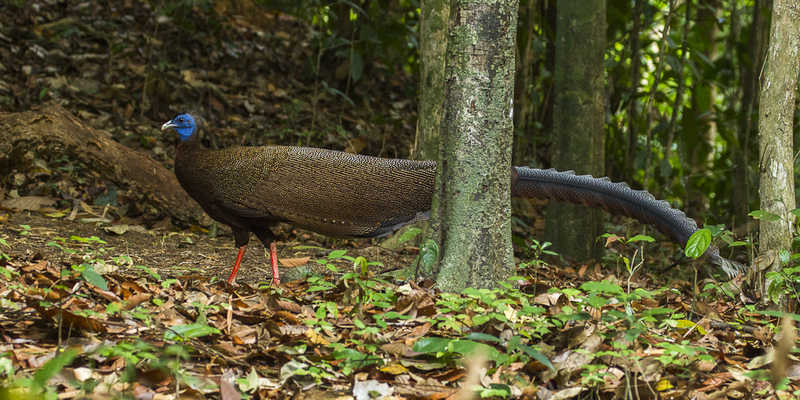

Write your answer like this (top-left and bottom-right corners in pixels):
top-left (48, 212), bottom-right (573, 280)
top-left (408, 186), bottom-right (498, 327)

top-left (0, 103), bottom-right (211, 226)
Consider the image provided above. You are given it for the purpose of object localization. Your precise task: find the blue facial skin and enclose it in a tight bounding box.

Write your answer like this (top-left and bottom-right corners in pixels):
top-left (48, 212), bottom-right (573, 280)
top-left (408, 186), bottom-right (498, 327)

top-left (161, 114), bottom-right (196, 141)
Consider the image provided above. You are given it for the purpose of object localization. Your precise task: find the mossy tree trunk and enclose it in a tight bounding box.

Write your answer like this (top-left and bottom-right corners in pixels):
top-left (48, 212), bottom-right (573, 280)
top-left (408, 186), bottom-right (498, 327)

top-left (425, 0), bottom-right (518, 292)
top-left (544, 0), bottom-right (606, 261)
top-left (757, 0), bottom-right (799, 310)
top-left (413, 0), bottom-right (450, 161)
top-left (388, 0), bottom-right (450, 254)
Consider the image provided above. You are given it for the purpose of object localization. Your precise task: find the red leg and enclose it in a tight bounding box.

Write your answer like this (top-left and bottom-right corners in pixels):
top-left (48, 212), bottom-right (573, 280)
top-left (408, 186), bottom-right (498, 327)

top-left (228, 245), bottom-right (247, 286)
top-left (269, 241), bottom-right (280, 285)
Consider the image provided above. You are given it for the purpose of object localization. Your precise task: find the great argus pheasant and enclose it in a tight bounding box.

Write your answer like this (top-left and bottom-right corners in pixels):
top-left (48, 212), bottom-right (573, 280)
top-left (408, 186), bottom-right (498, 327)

top-left (162, 113), bottom-right (745, 285)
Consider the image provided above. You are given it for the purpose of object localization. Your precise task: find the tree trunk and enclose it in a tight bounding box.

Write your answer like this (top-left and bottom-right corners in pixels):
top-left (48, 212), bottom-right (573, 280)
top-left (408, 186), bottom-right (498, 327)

top-left (0, 103), bottom-right (210, 226)
top-left (757, 0), bottom-right (800, 310)
top-left (541, 0), bottom-right (557, 138)
top-left (413, 0), bottom-right (450, 161)
top-left (544, 0), bottom-right (606, 261)
top-left (512, 0), bottom-right (540, 166)
top-left (731, 0), bottom-right (771, 225)
top-left (625, 0), bottom-right (642, 183)
top-left (427, 0), bottom-right (518, 292)
top-left (683, 0), bottom-right (720, 213)
top-left (386, 0), bottom-right (451, 253)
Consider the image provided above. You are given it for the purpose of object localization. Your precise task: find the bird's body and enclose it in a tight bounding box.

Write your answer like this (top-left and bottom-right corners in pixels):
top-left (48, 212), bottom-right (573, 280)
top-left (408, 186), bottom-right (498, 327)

top-left (176, 137), bottom-right (435, 240)
top-left (163, 113), bottom-right (745, 285)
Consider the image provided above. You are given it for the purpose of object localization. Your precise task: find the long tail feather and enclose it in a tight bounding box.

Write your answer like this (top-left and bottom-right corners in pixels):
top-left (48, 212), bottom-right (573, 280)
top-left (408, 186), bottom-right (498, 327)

top-left (512, 167), bottom-right (746, 277)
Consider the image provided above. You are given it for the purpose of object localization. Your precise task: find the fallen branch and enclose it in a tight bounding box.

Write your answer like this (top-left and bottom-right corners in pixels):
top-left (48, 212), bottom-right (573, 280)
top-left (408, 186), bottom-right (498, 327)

top-left (0, 103), bottom-right (211, 226)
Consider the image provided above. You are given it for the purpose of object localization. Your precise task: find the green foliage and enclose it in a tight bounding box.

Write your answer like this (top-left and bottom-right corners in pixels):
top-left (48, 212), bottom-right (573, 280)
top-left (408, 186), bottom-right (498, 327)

top-left (0, 349), bottom-right (79, 400)
top-left (685, 228), bottom-right (711, 258)
top-left (749, 210), bottom-right (782, 222)
top-left (419, 239), bottom-right (438, 269)
top-left (599, 233), bottom-right (654, 279)
top-left (310, 250), bottom-right (394, 331)
top-left (99, 341), bottom-right (197, 390)
top-left (397, 227), bottom-right (422, 243)
top-left (766, 257), bottom-right (800, 305)
top-left (47, 236), bottom-right (111, 291)
top-left (518, 239), bottom-right (558, 270)
top-left (274, 0), bottom-right (420, 76)
top-left (0, 238), bottom-right (11, 279)
top-left (597, 0), bottom-right (798, 226)
top-left (310, 249), bottom-right (381, 291)
top-left (0, 249), bottom-right (733, 395)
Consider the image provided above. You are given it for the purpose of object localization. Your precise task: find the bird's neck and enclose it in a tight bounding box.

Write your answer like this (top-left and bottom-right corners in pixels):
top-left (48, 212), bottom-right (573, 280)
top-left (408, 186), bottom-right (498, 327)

top-left (174, 134), bottom-right (204, 191)
top-left (177, 134), bottom-right (202, 154)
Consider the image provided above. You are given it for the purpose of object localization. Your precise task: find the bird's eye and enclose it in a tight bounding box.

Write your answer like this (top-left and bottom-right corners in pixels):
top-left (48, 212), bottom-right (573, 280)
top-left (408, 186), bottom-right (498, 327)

top-left (178, 117), bottom-right (184, 122)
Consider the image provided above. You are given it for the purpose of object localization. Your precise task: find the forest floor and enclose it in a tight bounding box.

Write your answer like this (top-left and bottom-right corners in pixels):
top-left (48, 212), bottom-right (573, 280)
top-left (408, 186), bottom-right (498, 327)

top-left (0, 0), bottom-right (783, 399)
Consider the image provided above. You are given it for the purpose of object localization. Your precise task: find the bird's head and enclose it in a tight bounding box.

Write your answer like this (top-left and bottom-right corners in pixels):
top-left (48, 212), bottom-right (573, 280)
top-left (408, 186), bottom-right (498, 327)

top-left (161, 113), bottom-right (197, 141)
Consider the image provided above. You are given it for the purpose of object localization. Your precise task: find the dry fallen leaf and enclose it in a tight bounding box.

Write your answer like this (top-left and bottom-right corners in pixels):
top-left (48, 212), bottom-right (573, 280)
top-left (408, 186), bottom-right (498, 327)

top-left (279, 256), bottom-right (310, 268)
top-left (2, 196), bottom-right (56, 211)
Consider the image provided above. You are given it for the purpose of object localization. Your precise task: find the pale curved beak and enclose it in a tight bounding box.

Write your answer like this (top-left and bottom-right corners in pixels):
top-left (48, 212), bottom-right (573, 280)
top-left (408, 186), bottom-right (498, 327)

top-left (161, 121), bottom-right (177, 131)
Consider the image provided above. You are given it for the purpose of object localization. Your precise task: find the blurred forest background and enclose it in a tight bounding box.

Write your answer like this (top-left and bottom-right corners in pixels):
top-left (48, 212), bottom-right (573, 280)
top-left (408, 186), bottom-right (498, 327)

top-left (1, 0), bottom-right (797, 240)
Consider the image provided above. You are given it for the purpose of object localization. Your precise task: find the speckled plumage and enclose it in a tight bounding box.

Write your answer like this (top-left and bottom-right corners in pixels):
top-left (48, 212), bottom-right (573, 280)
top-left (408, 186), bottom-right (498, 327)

top-left (175, 139), bottom-right (436, 240)
top-left (163, 113), bottom-right (746, 285)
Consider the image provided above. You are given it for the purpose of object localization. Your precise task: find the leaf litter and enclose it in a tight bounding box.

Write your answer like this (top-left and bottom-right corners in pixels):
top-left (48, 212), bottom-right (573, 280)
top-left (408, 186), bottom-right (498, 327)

top-left (0, 209), bottom-right (786, 399)
top-left (0, 0), bottom-right (788, 398)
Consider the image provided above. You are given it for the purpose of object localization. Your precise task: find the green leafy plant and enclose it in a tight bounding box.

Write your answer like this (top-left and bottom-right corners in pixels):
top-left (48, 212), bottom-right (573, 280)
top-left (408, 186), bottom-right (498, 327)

top-left (419, 239), bottom-right (438, 270)
top-left (518, 239), bottom-right (558, 270)
top-left (0, 349), bottom-right (79, 400)
top-left (0, 238), bottom-right (12, 279)
top-left (411, 333), bottom-right (552, 397)
top-left (47, 236), bottom-right (111, 291)
top-left (599, 233), bottom-right (655, 291)
top-left (685, 229), bottom-right (711, 258)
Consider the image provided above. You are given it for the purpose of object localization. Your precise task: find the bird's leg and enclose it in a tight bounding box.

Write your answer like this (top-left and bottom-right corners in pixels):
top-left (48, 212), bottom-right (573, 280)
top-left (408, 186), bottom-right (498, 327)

top-left (269, 241), bottom-right (280, 285)
top-left (228, 245), bottom-right (247, 286)
top-left (253, 228), bottom-right (280, 285)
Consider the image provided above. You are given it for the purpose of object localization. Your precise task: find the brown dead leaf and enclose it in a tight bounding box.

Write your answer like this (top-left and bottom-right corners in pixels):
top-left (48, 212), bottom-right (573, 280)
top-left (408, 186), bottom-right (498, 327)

top-left (232, 326), bottom-right (257, 345)
top-left (28, 299), bottom-right (108, 333)
top-left (279, 256), bottom-right (310, 268)
top-left (262, 320), bottom-right (283, 338)
top-left (784, 364), bottom-right (800, 381)
top-left (578, 263), bottom-right (589, 278)
top-left (274, 310), bottom-right (298, 324)
top-left (278, 300), bottom-right (301, 313)
top-left (533, 292), bottom-right (560, 306)
top-left (408, 321), bottom-right (431, 338)
top-left (305, 328), bottom-right (330, 345)
top-left (772, 317), bottom-right (796, 387)
top-left (753, 250), bottom-right (776, 272)
top-left (604, 234), bottom-right (624, 246)
top-left (566, 323), bottom-right (596, 348)
top-left (2, 196), bottom-right (56, 211)
top-left (22, 260), bottom-right (49, 273)
top-left (220, 369), bottom-right (241, 400)
top-left (381, 342), bottom-right (413, 357)
top-left (379, 363), bottom-right (409, 375)
top-left (123, 293), bottom-right (150, 310)
top-left (695, 358), bottom-right (717, 372)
